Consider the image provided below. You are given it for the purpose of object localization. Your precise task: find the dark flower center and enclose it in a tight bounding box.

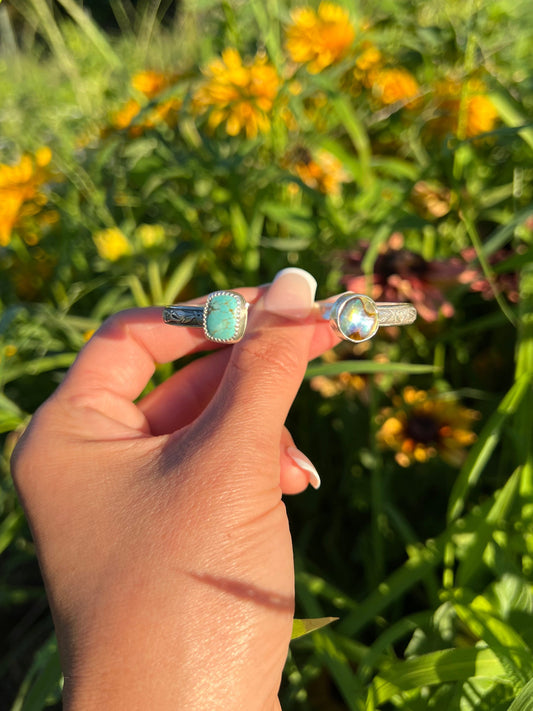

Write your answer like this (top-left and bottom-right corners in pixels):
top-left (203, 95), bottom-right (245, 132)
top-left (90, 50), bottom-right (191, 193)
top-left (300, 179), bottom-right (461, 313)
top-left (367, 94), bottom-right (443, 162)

top-left (405, 414), bottom-right (441, 444)
top-left (375, 249), bottom-right (428, 279)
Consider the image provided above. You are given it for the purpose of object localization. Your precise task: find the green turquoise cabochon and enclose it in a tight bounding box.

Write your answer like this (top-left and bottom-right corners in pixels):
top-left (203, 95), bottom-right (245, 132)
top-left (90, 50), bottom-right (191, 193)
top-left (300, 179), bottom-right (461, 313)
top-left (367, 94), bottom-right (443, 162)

top-left (203, 291), bottom-right (248, 343)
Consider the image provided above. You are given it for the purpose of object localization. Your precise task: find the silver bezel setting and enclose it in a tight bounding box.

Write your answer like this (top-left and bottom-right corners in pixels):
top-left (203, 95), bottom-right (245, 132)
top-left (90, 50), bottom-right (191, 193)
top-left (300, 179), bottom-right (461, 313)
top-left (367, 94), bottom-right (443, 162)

top-left (328, 293), bottom-right (379, 343)
top-left (202, 290), bottom-right (248, 344)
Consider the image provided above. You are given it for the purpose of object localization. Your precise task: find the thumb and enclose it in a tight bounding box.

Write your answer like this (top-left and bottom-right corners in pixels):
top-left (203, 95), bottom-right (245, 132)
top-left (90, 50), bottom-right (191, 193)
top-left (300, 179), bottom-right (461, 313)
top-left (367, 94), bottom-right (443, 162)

top-left (212, 268), bottom-right (318, 448)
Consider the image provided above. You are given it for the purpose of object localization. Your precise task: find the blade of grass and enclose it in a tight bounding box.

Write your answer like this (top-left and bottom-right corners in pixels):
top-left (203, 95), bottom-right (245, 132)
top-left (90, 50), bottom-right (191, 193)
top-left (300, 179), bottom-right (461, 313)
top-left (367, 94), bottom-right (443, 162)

top-left (339, 486), bottom-right (516, 639)
top-left (369, 647), bottom-right (511, 707)
top-left (0, 510), bottom-right (24, 556)
top-left (312, 632), bottom-right (365, 711)
top-left (481, 203), bottom-right (533, 258)
top-left (55, 0), bottom-right (121, 67)
top-left (460, 210), bottom-right (518, 326)
top-left (455, 467), bottom-right (521, 587)
top-left (305, 361), bottom-right (438, 378)
top-left (452, 591), bottom-right (533, 690)
top-left (508, 677), bottom-right (533, 711)
top-left (291, 617), bottom-right (338, 640)
top-left (162, 253), bottom-right (199, 304)
top-left (10, 634), bottom-right (62, 711)
top-left (490, 90), bottom-right (533, 152)
top-left (515, 264), bottom-right (533, 511)
top-left (1, 354), bottom-right (77, 386)
top-left (330, 95), bottom-right (373, 191)
top-left (447, 374), bottom-right (531, 522)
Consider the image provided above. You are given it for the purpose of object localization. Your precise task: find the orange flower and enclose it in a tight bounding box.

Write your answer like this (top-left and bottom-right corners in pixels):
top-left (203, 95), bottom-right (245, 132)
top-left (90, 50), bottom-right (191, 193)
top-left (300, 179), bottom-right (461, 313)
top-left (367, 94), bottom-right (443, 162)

top-left (286, 146), bottom-right (349, 195)
top-left (285, 2), bottom-right (356, 73)
top-left (0, 148), bottom-right (53, 247)
top-left (192, 48), bottom-right (280, 138)
top-left (377, 387), bottom-right (479, 467)
top-left (429, 78), bottom-right (498, 138)
top-left (110, 98), bottom-right (142, 131)
top-left (131, 70), bottom-right (177, 99)
top-left (371, 67), bottom-right (421, 109)
top-left (107, 96), bottom-right (181, 136)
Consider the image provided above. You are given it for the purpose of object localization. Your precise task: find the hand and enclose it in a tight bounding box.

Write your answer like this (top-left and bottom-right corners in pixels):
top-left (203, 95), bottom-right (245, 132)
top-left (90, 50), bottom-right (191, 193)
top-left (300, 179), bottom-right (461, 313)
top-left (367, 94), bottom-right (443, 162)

top-left (11, 268), bottom-right (338, 710)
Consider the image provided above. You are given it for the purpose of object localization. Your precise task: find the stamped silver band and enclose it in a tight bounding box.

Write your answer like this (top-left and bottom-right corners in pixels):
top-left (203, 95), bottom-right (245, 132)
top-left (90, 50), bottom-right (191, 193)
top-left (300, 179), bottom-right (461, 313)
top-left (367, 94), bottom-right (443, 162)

top-left (163, 290), bottom-right (249, 344)
top-left (163, 305), bottom-right (204, 328)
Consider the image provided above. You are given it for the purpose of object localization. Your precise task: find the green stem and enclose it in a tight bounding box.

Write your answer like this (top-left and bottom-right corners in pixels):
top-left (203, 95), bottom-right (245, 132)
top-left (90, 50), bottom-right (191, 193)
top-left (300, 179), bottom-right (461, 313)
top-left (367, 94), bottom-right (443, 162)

top-left (147, 259), bottom-right (164, 305)
top-left (516, 265), bottom-right (533, 514)
top-left (460, 211), bottom-right (518, 327)
top-left (369, 375), bottom-right (385, 586)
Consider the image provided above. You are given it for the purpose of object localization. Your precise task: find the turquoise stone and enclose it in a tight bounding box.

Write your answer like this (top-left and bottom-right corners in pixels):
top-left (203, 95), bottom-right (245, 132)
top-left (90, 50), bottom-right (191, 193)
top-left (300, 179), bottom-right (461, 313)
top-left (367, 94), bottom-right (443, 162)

top-left (205, 293), bottom-right (241, 342)
top-left (338, 296), bottom-right (378, 343)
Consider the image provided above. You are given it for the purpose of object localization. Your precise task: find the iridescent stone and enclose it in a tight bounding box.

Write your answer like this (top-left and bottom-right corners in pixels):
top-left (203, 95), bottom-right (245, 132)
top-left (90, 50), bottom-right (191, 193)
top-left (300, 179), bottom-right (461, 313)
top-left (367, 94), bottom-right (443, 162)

top-left (337, 295), bottom-right (378, 343)
top-left (204, 292), bottom-right (246, 343)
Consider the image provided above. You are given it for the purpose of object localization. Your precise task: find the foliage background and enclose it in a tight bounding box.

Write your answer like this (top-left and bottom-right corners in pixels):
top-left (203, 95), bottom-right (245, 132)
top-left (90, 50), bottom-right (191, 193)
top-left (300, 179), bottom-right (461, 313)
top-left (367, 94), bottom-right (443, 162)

top-left (1, 0), bottom-right (533, 709)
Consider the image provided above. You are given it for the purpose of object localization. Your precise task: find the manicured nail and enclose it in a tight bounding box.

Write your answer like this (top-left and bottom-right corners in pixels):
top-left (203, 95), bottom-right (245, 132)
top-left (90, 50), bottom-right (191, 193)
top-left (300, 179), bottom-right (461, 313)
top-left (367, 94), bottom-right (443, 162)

top-left (287, 446), bottom-right (321, 490)
top-left (264, 268), bottom-right (317, 320)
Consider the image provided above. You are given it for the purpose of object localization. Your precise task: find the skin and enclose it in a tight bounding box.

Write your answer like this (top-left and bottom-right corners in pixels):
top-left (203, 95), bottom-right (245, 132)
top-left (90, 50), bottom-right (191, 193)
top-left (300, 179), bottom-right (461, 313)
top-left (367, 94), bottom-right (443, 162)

top-left (11, 282), bottom-right (338, 710)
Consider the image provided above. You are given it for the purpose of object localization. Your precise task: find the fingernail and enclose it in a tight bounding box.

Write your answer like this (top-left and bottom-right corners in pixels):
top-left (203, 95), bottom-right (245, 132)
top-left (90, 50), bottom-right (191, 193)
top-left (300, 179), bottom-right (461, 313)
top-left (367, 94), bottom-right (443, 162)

top-left (287, 446), bottom-right (321, 490)
top-left (264, 268), bottom-right (317, 320)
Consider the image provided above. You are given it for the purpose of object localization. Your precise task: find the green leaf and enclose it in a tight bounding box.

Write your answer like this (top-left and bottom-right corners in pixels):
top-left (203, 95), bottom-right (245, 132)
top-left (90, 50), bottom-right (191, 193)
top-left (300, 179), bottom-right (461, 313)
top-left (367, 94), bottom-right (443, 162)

top-left (455, 467), bottom-right (522, 587)
top-left (447, 375), bottom-right (532, 522)
top-left (490, 91), bottom-right (533, 152)
top-left (1, 354), bottom-right (78, 386)
top-left (162, 253), bottom-right (199, 305)
top-left (291, 617), bottom-right (339, 640)
top-left (313, 632), bottom-right (365, 711)
top-left (10, 634), bottom-right (62, 711)
top-left (453, 592), bottom-right (533, 690)
top-left (508, 677), bottom-right (533, 711)
top-left (369, 647), bottom-right (511, 707)
top-left (0, 510), bottom-right (24, 556)
top-left (229, 203), bottom-right (249, 254)
top-left (330, 95), bottom-right (373, 190)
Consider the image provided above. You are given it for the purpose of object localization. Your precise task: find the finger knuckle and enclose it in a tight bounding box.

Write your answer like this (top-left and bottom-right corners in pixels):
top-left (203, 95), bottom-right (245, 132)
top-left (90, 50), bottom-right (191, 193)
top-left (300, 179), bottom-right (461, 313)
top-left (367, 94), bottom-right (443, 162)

top-left (235, 335), bottom-right (303, 380)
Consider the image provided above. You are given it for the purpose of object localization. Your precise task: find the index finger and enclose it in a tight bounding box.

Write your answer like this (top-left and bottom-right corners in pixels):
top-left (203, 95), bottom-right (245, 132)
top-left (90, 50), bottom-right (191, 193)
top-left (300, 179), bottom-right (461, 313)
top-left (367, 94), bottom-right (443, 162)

top-left (59, 288), bottom-right (264, 404)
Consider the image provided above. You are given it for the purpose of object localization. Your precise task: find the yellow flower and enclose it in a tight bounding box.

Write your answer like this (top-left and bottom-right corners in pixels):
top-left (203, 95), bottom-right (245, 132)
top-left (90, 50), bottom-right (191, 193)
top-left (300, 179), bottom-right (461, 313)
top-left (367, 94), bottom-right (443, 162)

top-left (377, 387), bottom-right (479, 467)
top-left (131, 70), bottom-right (177, 99)
top-left (93, 227), bottom-right (132, 261)
top-left (286, 2), bottom-right (356, 73)
top-left (0, 149), bottom-right (53, 247)
top-left (429, 78), bottom-right (498, 138)
top-left (350, 41), bottom-right (384, 89)
top-left (192, 48), bottom-right (280, 138)
top-left (286, 146), bottom-right (349, 195)
top-left (371, 67), bottom-right (421, 109)
top-left (136, 223), bottom-right (165, 248)
top-left (310, 371), bottom-right (367, 398)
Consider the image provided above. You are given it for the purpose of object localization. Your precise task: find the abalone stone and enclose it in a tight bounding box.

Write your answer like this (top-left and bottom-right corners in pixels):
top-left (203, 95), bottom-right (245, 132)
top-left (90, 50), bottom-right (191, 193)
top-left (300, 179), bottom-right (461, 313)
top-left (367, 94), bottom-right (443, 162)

top-left (337, 295), bottom-right (378, 343)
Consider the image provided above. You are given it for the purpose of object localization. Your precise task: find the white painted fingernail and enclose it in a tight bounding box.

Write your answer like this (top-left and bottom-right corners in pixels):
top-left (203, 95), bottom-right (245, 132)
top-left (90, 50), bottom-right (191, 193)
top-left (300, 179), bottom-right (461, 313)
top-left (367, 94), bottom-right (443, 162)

top-left (264, 268), bottom-right (317, 320)
top-left (287, 446), bottom-right (321, 490)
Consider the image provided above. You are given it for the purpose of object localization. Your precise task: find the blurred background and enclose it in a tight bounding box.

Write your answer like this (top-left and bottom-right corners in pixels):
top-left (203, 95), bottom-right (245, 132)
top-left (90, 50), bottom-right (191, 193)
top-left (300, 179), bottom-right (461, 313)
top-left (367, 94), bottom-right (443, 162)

top-left (1, 0), bottom-right (533, 708)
